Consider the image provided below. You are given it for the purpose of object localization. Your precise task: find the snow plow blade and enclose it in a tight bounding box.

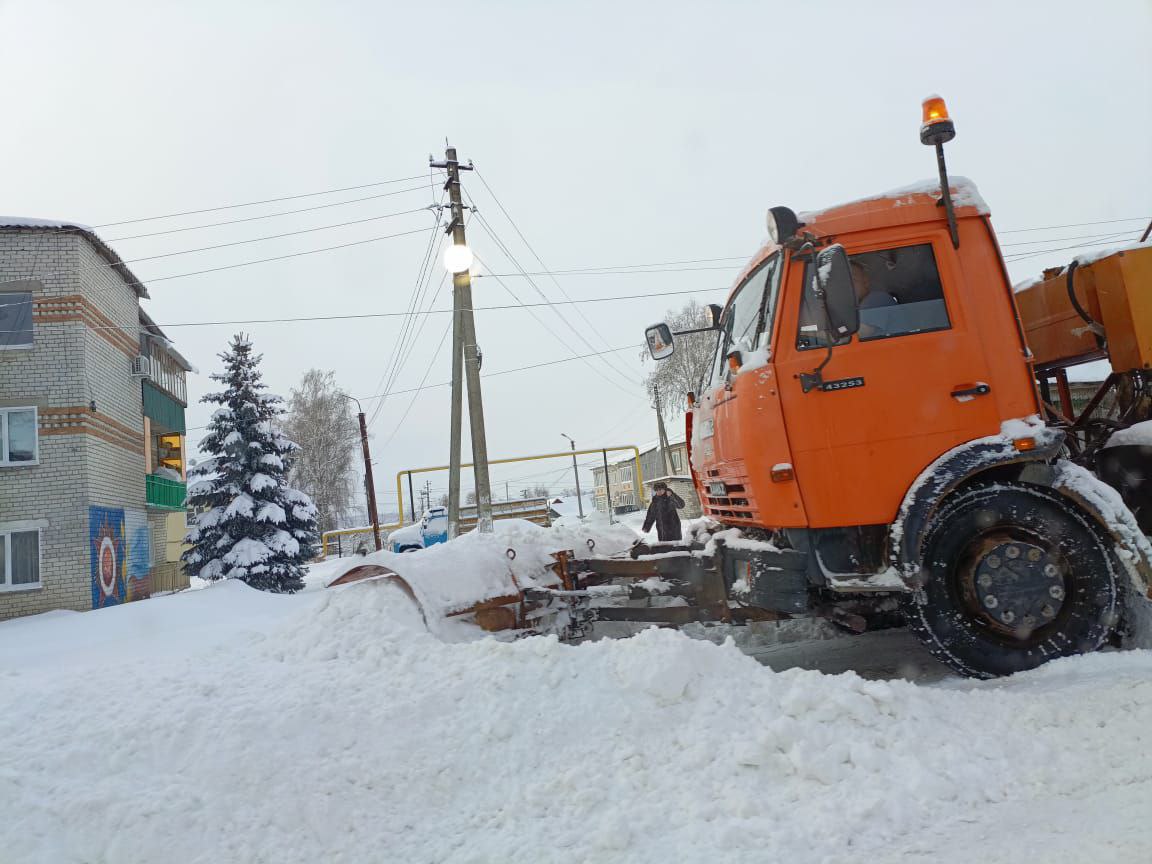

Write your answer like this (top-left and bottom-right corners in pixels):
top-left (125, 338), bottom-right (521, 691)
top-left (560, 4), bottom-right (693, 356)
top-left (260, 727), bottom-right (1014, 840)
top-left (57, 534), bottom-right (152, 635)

top-left (325, 537), bottom-right (808, 639)
top-left (326, 564), bottom-right (430, 630)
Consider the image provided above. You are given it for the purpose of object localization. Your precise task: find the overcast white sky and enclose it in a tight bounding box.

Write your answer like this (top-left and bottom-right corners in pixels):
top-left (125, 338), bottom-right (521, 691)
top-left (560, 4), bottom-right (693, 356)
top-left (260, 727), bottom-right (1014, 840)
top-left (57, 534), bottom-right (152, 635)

top-left (2, 0), bottom-right (1149, 518)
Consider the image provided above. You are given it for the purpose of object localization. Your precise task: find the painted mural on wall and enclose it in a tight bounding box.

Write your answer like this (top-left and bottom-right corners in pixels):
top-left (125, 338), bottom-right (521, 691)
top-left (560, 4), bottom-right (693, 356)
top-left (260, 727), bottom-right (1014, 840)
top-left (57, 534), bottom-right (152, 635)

top-left (89, 506), bottom-right (151, 609)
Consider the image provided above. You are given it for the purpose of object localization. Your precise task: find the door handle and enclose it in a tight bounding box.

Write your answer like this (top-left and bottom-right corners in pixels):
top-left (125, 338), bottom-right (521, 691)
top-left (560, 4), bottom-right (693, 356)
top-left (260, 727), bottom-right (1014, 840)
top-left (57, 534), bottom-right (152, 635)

top-left (951, 383), bottom-right (991, 400)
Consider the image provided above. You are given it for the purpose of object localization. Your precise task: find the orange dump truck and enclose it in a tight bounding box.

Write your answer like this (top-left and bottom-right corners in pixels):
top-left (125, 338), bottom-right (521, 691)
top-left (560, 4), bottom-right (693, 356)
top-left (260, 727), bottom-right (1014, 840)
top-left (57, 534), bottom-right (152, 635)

top-left (340, 98), bottom-right (1149, 680)
top-left (634, 97), bottom-right (1152, 677)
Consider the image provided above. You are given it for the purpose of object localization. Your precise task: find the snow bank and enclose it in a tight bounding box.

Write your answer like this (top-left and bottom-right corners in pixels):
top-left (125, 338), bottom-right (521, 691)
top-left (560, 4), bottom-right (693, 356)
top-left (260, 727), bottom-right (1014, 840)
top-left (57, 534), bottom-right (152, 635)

top-left (3, 579), bottom-right (1152, 863)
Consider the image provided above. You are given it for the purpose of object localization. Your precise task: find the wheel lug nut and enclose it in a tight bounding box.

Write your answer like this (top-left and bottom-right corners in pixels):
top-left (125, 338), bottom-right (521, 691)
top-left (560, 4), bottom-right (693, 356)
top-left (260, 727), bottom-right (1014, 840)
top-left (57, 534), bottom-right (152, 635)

top-left (1027, 548), bottom-right (1043, 562)
top-left (1044, 563), bottom-right (1059, 578)
top-left (987, 555), bottom-right (1001, 569)
top-left (1006, 546), bottom-right (1021, 559)
top-left (1041, 604), bottom-right (1056, 618)
top-left (1049, 585), bottom-right (1065, 600)
top-left (1001, 610), bottom-right (1016, 624)
top-left (978, 574), bottom-right (993, 588)
top-left (984, 595), bottom-right (999, 608)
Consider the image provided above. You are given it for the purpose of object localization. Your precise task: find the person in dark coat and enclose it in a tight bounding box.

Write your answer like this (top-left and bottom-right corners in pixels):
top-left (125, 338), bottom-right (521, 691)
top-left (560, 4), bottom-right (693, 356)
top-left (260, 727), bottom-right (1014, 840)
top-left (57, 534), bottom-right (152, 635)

top-left (642, 481), bottom-right (685, 541)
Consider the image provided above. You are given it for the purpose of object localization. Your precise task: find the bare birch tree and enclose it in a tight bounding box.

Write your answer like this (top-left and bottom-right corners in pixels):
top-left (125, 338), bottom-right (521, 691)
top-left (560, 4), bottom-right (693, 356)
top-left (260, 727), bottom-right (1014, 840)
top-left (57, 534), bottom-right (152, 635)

top-left (283, 369), bottom-right (360, 534)
top-left (640, 299), bottom-right (717, 419)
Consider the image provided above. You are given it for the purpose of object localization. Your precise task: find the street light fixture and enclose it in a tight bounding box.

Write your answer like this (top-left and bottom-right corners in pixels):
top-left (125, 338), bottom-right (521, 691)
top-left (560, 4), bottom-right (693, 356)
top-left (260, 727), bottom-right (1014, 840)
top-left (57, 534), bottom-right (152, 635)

top-left (443, 244), bottom-right (474, 274)
top-left (560, 433), bottom-right (585, 519)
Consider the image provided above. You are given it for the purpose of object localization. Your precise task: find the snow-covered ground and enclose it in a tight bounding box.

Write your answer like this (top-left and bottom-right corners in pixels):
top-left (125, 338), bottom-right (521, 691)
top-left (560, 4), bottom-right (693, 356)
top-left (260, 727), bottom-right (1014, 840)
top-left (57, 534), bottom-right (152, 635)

top-left (3, 522), bottom-right (1152, 863)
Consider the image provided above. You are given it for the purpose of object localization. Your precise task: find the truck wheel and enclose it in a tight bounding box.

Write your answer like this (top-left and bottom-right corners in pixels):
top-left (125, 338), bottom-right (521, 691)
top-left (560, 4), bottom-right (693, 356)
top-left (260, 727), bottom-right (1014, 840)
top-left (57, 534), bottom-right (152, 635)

top-left (906, 482), bottom-right (1120, 678)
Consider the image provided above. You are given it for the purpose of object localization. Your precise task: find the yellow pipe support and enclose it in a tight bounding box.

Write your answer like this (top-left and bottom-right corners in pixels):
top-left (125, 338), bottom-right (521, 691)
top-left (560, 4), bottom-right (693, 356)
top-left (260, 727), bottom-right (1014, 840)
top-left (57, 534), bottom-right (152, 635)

top-left (321, 523), bottom-right (401, 557)
top-left (394, 445), bottom-right (645, 526)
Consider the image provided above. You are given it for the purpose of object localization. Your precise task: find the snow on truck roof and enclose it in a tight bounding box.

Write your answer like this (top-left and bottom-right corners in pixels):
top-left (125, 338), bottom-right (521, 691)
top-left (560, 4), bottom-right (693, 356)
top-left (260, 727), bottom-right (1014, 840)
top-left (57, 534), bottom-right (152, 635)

top-left (798, 175), bottom-right (989, 223)
top-left (731, 177), bottom-right (990, 295)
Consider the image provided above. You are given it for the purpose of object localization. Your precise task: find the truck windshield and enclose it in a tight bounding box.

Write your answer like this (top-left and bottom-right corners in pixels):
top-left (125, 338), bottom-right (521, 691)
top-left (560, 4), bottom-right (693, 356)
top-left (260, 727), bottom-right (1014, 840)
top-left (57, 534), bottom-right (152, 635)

top-left (707, 253), bottom-right (782, 386)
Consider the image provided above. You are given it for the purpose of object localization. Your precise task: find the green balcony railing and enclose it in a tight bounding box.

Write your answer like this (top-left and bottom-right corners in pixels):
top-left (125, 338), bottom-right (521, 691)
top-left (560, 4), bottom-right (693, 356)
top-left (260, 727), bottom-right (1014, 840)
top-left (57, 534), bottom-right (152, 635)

top-left (146, 475), bottom-right (187, 510)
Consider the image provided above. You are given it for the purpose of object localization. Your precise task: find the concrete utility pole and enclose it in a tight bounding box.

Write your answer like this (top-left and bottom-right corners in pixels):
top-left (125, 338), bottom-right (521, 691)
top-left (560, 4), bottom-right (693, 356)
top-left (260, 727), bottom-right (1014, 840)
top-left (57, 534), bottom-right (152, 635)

top-left (560, 434), bottom-right (585, 518)
top-left (653, 385), bottom-right (673, 477)
top-left (431, 145), bottom-right (494, 536)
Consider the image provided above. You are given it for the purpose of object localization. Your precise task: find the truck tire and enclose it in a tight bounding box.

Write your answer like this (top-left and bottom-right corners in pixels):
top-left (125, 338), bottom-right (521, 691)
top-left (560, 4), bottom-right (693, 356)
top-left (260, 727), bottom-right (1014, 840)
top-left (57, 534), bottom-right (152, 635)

top-left (906, 482), bottom-right (1120, 678)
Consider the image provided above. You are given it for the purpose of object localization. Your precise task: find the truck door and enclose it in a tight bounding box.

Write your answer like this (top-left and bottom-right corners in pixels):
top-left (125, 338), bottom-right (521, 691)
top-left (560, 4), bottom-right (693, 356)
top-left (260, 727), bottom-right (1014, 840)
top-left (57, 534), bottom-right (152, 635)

top-left (695, 252), bottom-right (807, 527)
top-left (775, 235), bottom-right (1001, 527)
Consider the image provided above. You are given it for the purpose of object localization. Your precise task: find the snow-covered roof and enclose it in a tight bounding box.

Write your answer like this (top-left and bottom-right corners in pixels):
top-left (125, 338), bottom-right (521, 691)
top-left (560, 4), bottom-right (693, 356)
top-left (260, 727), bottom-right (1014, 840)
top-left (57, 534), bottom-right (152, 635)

top-left (0, 216), bottom-right (150, 298)
top-left (547, 493), bottom-right (596, 517)
top-left (138, 307), bottom-right (196, 372)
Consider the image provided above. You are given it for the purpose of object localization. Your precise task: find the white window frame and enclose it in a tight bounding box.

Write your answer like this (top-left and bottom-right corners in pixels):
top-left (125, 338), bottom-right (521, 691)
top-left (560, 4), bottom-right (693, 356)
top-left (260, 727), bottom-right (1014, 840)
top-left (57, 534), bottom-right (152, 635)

top-left (0, 290), bottom-right (34, 350)
top-left (0, 407), bottom-right (39, 466)
top-left (0, 523), bottom-right (43, 591)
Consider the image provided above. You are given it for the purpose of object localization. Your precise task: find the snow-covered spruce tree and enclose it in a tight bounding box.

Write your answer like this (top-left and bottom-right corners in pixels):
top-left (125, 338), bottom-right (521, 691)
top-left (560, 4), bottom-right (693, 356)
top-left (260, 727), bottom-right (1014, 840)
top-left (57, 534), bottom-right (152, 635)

top-left (182, 334), bottom-right (319, 593)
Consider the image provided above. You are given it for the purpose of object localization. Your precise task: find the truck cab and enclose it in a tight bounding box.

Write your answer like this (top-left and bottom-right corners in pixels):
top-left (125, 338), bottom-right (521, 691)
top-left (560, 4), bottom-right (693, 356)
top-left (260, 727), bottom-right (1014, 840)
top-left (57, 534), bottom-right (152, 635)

top-left (388, 506), bottom-right (449, 553)
top-left (690, 179), bottom-right (1038, 538)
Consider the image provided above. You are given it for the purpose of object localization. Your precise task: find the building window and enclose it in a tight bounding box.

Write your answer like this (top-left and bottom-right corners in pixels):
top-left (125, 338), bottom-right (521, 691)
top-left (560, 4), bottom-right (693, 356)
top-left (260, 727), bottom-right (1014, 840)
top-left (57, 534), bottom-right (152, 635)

top-left (0, 407), bottom-right (38, 466)
top-left (0, 291), bottom-right (33, 349)
top-left (0, 529), bottom-right (40, 590)
top-left (671, 450), bottom-right (684, 473)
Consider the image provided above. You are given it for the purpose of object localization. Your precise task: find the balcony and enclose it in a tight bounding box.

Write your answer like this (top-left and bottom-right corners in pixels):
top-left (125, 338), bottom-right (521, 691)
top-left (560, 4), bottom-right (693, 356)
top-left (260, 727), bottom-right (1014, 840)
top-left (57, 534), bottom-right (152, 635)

top-left (146, 475), bottom-right (187, 510)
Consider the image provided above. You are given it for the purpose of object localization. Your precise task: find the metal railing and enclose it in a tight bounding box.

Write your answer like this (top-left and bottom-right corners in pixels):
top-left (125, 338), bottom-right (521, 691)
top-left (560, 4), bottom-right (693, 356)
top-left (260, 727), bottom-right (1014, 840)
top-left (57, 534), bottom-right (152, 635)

top-left (145, 475), bottom-right (187, 510)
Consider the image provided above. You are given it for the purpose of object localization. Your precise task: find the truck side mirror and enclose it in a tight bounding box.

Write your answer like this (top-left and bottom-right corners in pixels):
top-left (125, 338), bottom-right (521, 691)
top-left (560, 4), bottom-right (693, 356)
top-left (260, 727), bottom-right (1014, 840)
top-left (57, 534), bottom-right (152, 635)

top-left (814, 244), bottom-right (859, 339)
top-left (645, 323), bottom-right (675, 360)
top-left (707, 304), bottom-right (723, 328)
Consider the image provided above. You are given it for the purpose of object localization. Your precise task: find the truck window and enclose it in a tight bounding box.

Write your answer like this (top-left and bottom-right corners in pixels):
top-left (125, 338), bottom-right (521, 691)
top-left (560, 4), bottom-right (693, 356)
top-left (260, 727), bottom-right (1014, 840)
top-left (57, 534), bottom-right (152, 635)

top-left (796, 243), bottom-right (950, 349)
top-left (708, 254), bottom-right (782, 384)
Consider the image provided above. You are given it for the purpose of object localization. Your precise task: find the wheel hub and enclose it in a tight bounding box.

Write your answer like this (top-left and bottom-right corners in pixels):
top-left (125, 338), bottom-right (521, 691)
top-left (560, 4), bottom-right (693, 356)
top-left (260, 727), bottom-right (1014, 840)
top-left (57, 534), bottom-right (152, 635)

top-left (972, 541), bottom-right (1066, 635)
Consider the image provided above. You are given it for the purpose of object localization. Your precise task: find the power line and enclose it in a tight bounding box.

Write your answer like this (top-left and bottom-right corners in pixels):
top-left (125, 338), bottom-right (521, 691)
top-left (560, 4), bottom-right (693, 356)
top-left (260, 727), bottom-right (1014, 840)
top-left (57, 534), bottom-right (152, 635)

top-left (996, 216), bottom-right (1150, 235)
top-left (3, 286), bottom-right (729, 335)
top-left (0, 223), bottom-right (440, 295)
top-left (998, 228), bottom-right (1151, 248)
top-left (473, 168), bottom-right (638, 385)
top-left (1004, 233), bottom-right (1144, 263)
top-left (367, 201), bottom-right (450, 429)
top-left (92, 174), bottom-right (442, 228)
top-left (105, 184), bottom-right (436, 242)
top-left (474, 249), bottom-right (639, 399)
top-left (105, 206), bottom-right (436, 267)
top-left (476, 264), bottom-right (742, 278)
top-left (377, 316), bottom-right (454, 448)
top-left (186, 342), bottom-right (643, 432)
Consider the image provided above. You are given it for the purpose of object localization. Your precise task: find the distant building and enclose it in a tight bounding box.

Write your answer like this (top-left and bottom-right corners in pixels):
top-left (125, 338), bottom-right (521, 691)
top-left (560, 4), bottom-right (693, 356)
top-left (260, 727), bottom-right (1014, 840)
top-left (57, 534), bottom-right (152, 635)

top-left (591, 435), bottom-right (702, 518)
top-left (0, 218), bottom-right (194, 621)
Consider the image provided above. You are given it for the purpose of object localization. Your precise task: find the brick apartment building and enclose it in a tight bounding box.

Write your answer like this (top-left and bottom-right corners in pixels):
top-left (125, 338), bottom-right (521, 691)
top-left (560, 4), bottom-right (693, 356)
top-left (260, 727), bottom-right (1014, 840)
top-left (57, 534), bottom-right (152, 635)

top-left (0, 218), bottom-right (193, 620)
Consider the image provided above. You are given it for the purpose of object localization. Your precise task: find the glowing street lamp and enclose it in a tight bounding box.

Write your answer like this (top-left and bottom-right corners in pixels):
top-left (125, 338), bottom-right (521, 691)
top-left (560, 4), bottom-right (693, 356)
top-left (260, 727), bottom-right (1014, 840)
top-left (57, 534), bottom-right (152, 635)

top-left (443, 243), bottom-right (474, 274)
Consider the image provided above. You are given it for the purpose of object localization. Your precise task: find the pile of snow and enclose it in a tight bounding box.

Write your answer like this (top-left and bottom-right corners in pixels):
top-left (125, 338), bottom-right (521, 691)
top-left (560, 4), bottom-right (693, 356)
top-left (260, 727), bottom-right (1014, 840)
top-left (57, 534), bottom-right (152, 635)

top-left (3, 577), bottom-right (1152, 863)
top-left (314, 518), bottom-right (639, 632)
